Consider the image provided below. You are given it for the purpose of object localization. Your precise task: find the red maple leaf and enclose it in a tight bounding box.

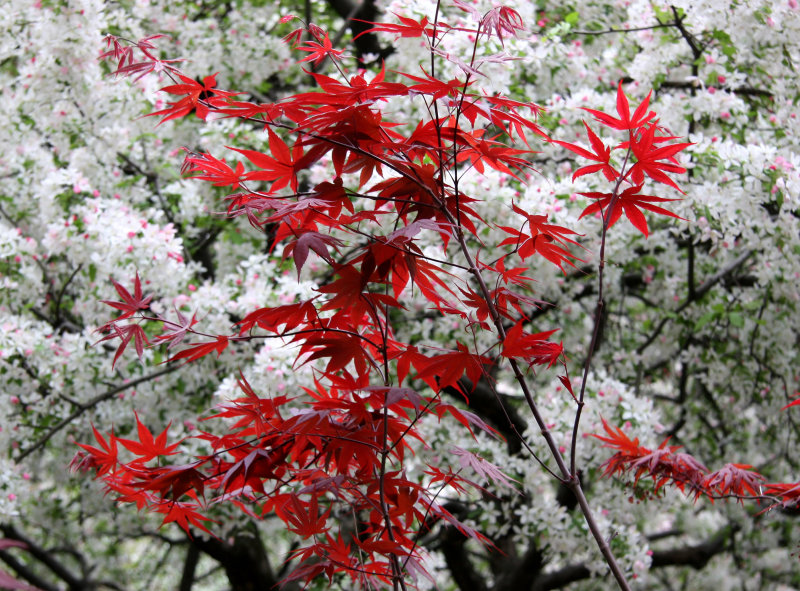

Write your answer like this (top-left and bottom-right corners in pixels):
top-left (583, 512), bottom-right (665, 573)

top-left (582, 81), bottom-right (656, 132)
top-left (414, 342), bottom-right (492, 396)
top-left (153, 308), bottom-right (198, 350)
top-left (233, 128), bottom-right (305, 192)
top-left (181, 151), bottom-right (247, 190)
top-left (579, 184), bottom-right (683, 237)
top-left (168, 335), bottom-right (229, 364)
top-left (296, 31), bottom-right (345, 66)
top-left (552, 121), bottom-right (618, 182)
top-left (75, 425), bottom-right (119, 477)
top-left (117, 413), bottom-right (181, 464)
top-left (355, 14), bottom-right (438, 40)
top-left (281, 495), bottom-right (331, 538)
top-left (150, 73), bottom-right (237, 124)
top-left (100, 272), bottom-right (152, 321)
top-left (705, 464), bottom-right (765, 499)
top-left (153, 498), bottom-right (216, 537)
top-left (137, 465), bottom-right (206, 506)
top-left (498, 205), bottom-right (584, 271)
top-left (282, 231), bottom-right (343, 277)
top-left (237, 299), bottom-right (319, 335)
top-left (94, 322), bottom-right (150, 369)
top-left (625, 123), bottom-right (692, 192)
top-left (451, 446), bottom-right (519, 490)
top-left (501, 322), bottom-right (562, 368)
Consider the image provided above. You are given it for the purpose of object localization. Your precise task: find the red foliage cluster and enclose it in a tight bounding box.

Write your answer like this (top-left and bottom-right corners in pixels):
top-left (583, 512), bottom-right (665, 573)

top-left (79, 5), bottom-right (709, 588)
top-left (594, 419), bottom-right (800, 511)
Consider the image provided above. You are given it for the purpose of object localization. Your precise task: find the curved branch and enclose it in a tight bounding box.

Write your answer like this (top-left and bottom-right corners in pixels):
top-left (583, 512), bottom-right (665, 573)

top-left (0, 524), bottom-right (82, 591)
top-left (528, 525), bottom-right (737, 591)
top-left (437, 525), bottom-right (489, 591)
top-left (15, 364), bottom-right (181, 462)
top-left (636, 249), bottom-right (755, 355)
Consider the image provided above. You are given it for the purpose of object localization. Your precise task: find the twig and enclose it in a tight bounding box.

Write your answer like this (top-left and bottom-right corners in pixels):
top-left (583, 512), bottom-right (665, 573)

top-left (15, 364), bottom-right (181, 461)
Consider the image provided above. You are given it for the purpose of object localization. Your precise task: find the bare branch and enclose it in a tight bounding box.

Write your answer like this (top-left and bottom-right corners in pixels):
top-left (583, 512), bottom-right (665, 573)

top-left (15, 364), bottom-right (181, 461)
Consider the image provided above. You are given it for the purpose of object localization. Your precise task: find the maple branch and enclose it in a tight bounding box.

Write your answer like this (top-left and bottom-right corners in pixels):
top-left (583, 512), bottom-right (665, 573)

top-left (446, 209), bottom-right (631, 590)
top-left (378, 392), bottom-right (409, 591)
top-left (571, 144), bottom-right (633, 476)
top-left (15, 364), bottom-right (181, 461)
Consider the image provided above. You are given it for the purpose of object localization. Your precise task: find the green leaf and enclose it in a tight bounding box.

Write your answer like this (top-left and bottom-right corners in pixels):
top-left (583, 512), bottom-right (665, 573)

top-left (694, 312), bottom-right (716, 331)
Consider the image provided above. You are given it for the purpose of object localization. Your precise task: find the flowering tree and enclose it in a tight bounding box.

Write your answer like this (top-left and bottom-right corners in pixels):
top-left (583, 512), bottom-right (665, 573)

top-left (1, 0), bottom-right (799, 590)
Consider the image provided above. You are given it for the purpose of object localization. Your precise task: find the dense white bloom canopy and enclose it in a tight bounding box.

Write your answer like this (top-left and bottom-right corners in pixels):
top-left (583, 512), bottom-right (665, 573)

top-left (1, 0), bottom-right (799, 589)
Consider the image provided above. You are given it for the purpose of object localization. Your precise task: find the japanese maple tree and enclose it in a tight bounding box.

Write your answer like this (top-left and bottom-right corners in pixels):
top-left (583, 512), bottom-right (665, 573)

top-left (69, 3), bottom-right (798, 590)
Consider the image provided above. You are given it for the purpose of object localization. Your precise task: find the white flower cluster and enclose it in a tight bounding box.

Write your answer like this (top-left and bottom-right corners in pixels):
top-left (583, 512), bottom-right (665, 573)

top-left (0, 0), bottom-right (799, 588)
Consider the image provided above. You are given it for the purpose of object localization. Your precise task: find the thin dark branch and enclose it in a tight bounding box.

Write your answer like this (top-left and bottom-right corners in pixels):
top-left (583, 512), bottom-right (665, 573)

top-left (530, 525), bottom-right (737, 590)
top-left (179, 544), bottom-right (200, 591)
top-left (437, 525), bottom-right (489, 591)
top-left (0, 549), bottom-right (59, 591)
top-left (570, 22), bottom-right (677, 36)
top-left (0, 524), bottom-right (81, 590)
top-left (650, 524), bottom-right (738, 569)
top-left (636, 249), bottom-right (755, 354)
top-left (15, 364), bottom-right (181, 461)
